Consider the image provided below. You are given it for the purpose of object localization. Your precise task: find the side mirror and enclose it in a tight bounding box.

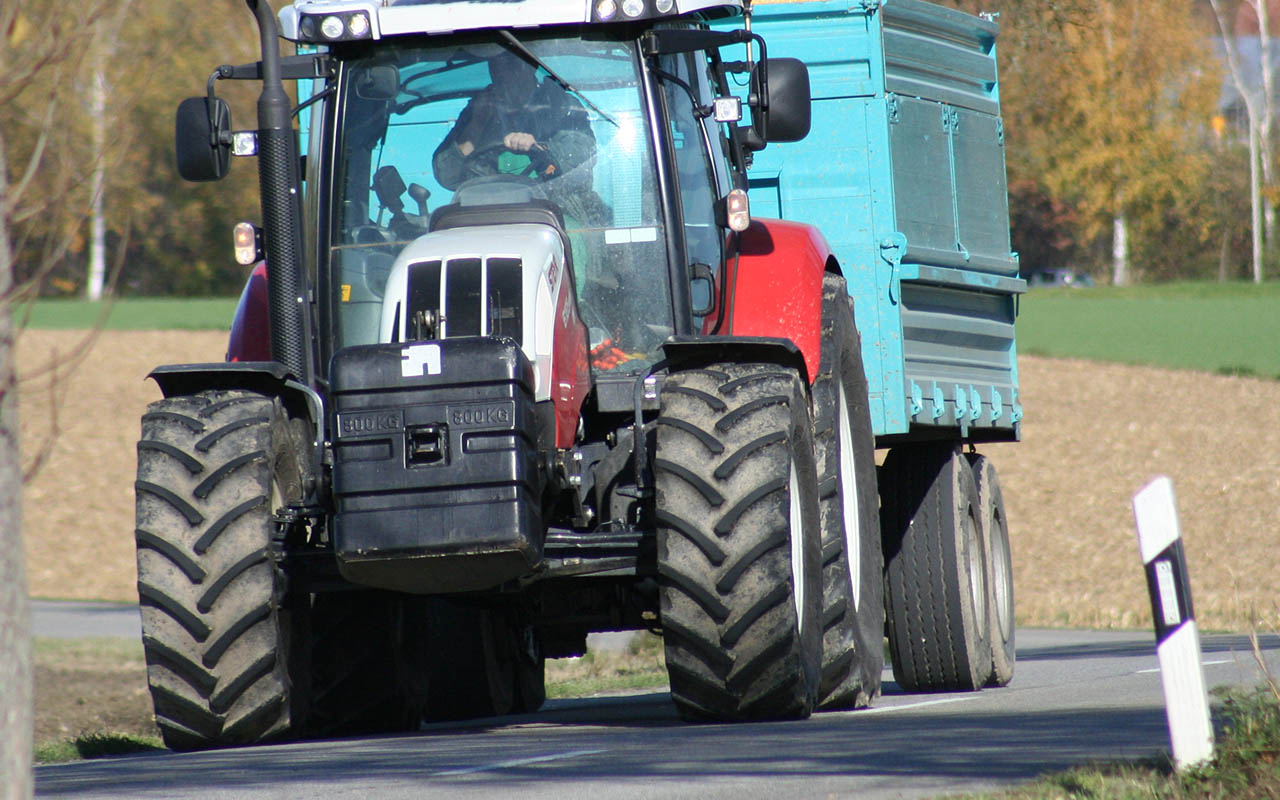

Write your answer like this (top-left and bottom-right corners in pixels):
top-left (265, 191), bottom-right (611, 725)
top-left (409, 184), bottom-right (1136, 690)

top-left (690, 263), bottom-right (717, 317)
top-left (749, 58), bottom-right (812, 147)
top-left (175, 96), bottom-right (232, 181)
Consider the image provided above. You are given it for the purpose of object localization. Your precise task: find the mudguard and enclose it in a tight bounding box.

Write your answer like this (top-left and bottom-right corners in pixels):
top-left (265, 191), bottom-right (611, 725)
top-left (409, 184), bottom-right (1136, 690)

top-left (147, 361), bottom-right (324, 482)
top-left (723, 218), bottom-right (831, 384)
top-left (227, 261), bottom-right (271, 363)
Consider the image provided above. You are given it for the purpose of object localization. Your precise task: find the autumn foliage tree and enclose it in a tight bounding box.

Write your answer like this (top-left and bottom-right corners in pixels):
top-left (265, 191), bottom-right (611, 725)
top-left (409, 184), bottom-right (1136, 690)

top-left (943, 0), bottom-right (1246, 283)
top-left (1001, 0), bottom-right (1220, 284)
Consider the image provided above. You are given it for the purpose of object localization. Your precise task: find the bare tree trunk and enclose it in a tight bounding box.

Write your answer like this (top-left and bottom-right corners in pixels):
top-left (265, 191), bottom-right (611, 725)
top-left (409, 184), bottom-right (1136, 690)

top-left (1210, 0), bottom-right (1268, 283)
top-left (1253, 122), bottom-right (1265, 283)
top-left (1112, 211), bottom-right (1129, 285)
top-left (1260, 0), bottom-right (1276, 261)
top-left (87, 60), bottom-right (107, 301)
top-left (1220, 227), bottom-right (1232, 281)
top-left (0, 126), bottom-right (33, 800)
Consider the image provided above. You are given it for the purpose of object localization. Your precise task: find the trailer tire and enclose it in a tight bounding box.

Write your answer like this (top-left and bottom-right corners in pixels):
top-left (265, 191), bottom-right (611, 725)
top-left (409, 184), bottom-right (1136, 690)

top-left (134, 390), bottom-right (311, 750)
top-left (656, 362), bottom-right (822, 721)
top-left (966, 454), bottom-right (1015, 686)
top-left (307, 591), bottom-right (428, 737)
top-left (812, 275), bottom-right (884, 711)
top-left (880, 444), bottom-right (992, 691)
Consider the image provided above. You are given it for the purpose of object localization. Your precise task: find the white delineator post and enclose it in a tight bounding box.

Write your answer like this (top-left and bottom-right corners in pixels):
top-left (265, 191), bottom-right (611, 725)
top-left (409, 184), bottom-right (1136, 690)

top-left (1132, 476), bottom-right (1214, 770)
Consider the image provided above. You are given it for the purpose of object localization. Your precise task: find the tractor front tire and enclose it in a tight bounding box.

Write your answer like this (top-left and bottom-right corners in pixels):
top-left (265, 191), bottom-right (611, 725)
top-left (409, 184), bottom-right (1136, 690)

top-left (134, 390), bottom-right (311, 750)
top-left (656, 362), bottom-right (822, 721)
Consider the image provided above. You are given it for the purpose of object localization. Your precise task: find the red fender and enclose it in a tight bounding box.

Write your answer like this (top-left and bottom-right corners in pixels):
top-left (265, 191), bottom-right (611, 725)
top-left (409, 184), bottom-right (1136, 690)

top-left (550, 273), bottom-right (592, 448)
top-left (227, 262), bottom-right (271, 362)
top-left (723, 218), bottom-right (830, 384)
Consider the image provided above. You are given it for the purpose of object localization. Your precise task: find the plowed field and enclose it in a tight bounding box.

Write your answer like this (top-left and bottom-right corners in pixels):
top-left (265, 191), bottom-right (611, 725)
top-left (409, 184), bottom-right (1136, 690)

top-left (17, 329), bottom-right (1280, 632)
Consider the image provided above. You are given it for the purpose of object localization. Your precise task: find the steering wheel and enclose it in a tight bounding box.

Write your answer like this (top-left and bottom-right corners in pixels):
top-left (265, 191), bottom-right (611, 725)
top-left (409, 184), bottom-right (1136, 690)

top-left (463, 140), bottom-right (560, 181)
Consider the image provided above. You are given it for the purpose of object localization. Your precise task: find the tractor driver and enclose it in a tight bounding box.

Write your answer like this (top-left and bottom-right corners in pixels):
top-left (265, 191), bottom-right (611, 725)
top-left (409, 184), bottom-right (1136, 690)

top-left (432, 49), bottom-right (598, 193)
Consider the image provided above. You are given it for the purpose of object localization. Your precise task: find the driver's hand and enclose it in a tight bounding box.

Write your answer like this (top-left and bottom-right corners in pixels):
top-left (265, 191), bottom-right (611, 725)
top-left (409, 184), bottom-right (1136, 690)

top-left (503, 132), bottom-right (537, 152)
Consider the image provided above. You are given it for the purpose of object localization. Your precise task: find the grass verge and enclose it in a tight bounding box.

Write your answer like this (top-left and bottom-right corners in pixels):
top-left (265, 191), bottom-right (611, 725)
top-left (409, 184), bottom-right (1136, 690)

top-left (546, 632), bottom-right (668, 698)
top-left (1017, 281), bottom-right (1280, 378)
top-left (35, 734), bottom-right (164, 764)
top-left (16, 298), bottom-right (238, 330)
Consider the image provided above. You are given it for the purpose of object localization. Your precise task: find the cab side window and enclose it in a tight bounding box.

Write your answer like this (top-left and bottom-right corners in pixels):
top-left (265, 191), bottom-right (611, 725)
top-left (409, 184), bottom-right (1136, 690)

top-left (660, 51), bottom-right (724, 291)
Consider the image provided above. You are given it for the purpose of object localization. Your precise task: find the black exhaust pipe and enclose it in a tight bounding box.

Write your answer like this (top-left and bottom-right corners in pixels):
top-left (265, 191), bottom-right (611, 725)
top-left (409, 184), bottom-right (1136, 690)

top-left (247, 0), bottom-right (313, 386)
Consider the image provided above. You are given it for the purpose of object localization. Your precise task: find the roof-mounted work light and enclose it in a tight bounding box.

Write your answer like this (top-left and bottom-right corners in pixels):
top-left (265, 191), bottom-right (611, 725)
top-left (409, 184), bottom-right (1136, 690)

top-left (593, 0), bottom-right (680, 23)
top-left (297, 10), bottom-right (373, 42)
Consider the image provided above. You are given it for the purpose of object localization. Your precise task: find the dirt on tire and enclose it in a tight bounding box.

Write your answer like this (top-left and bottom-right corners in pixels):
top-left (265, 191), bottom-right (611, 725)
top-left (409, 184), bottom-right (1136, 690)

top-left (17, 329), bottom-right (1280, 633)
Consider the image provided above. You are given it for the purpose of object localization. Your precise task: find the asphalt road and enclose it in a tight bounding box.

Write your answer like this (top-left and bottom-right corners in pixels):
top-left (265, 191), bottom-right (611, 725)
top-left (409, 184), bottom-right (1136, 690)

top-left (34, 628), bottom-right (1280, 800)
top-left (31, 601), bottom-right (141, 640)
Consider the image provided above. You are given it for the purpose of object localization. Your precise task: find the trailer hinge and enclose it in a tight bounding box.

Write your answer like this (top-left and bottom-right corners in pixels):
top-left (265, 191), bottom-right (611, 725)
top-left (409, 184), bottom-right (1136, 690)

top-left (854, 0), bottom-right (881, 12)
top-left (879, 232), bottom-right (906, 305)
top-left (886, 94), bottom-right (900, 125)
top-left (941, 105), bottom-right (958, 133)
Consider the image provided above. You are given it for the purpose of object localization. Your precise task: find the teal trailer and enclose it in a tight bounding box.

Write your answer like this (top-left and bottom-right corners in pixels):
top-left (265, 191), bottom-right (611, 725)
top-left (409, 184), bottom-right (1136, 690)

top-left (719, 0), bottom-right (1021, 691)
top-left (717, 0), bottom-right (1022, 445)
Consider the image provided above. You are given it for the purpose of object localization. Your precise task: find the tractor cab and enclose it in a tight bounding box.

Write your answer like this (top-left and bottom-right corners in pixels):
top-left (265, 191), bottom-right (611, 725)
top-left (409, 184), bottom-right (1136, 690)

top-left (322, 34), bottom-right (679, 391)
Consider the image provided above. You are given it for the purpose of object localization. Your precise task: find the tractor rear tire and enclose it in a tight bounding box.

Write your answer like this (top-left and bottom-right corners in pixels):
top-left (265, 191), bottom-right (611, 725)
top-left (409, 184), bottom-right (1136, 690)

top-left (510, 615), bottom-right (547, 714)
top-left (967, 453), bottom-right (1015, 687)
top-left (134, 390), bottom-right (311, 750)
top-left (880, 444), bottom-right (992, 691)
top-left (656, 362), bottom-right (822, 721)
top-left (307, 591), bottom-right (429, 737)
top-left (812, 275), bottom-right (884, 711)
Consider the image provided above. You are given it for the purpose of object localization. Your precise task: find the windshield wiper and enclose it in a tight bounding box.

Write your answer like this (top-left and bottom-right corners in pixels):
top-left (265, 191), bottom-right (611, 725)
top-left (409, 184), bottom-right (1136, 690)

top-left (498, 30), bottom-right (618, 127)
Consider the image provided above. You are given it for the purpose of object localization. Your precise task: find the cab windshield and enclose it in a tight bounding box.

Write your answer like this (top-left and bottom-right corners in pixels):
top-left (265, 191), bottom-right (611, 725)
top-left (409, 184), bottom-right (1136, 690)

top-left (328, 33), bottom-right (673, 373)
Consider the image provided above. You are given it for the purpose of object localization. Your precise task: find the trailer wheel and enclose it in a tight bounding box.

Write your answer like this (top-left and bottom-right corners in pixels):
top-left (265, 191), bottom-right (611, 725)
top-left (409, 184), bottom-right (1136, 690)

top-left (307, 591), bottom-right (428, 736)
top-left (812, 275), bottom-right (884, 711)
top-left (880, 444), bottom-right (992, 691)
top-left (134, 390), bottom-right (311, 750)
top-left (656, 362), bottom-right (822, 721)
top-left (966, 454), bottom-right (1015, 686)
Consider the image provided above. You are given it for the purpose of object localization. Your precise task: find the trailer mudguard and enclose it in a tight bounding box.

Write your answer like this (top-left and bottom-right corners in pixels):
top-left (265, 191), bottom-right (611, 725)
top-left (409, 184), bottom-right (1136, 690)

top-left (724, 217), bottom-right (830, 384)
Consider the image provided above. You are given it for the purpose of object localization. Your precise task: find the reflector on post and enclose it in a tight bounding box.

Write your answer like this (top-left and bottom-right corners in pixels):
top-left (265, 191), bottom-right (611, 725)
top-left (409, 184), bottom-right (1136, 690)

top-left (1132, 476), bottom-right (1214, 771)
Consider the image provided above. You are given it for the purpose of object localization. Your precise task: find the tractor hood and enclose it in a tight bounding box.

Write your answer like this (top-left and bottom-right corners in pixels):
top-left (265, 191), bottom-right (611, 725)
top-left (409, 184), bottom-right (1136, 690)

top-left (378, 223), bottom-right (573, 404)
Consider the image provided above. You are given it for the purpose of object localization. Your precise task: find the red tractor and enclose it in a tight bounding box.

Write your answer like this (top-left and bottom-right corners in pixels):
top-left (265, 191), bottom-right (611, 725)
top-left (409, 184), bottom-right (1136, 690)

top-left (136, 0), bottom-right (887, 749)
